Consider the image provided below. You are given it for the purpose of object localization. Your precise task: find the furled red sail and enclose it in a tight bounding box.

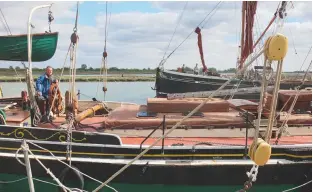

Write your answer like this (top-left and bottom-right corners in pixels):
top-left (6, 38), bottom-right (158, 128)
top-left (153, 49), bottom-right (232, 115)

top-left (239, 1), bottom-right (258, 70)
top-left (195, 27), bottom-right (208, 73)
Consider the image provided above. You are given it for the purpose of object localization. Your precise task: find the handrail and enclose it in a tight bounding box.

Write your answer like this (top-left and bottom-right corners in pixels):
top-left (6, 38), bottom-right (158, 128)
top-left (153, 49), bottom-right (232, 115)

top-left (139, 115), bottom-right (166, 153)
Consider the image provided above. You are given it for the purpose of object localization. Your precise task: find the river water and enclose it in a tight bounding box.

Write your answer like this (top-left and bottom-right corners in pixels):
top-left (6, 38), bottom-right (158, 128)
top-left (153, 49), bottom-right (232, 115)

top-left (0, 82), bottom-right (156, 104)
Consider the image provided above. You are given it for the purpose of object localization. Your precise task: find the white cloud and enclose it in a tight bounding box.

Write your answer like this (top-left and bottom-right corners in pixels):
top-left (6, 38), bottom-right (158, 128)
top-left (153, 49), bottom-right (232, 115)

top-left (0, 1), bottom-right (311, 72)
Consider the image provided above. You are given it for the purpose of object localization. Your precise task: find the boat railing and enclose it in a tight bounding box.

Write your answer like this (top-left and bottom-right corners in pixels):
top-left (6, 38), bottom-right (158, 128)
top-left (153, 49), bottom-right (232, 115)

top-left (139, 115), bottom-right (166, 154)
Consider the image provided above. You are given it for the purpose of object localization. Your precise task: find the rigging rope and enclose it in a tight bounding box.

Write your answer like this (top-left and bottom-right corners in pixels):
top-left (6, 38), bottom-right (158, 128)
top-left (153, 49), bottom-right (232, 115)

top-left (0, 8), bottom-right (11, 35)
top-left (275, 61), bottom-right (312, 144)
top-left (96, 1), bottom-right (110, 101)
top-left (200, 1), bottom-right (223, 29)
top-left (160, 2), bottom-right (188, 64)
top-left (102, 1), bottom-right (109, 101)
top-left (159, 1), bottom-right (222, 67)
top-left (20, 144), bottom-right (71, 192)
top-left (73, 1), bottom-right (79, 32)
top-left (48, 43), bottom-right (72, 116)
top-left (67, 1), bottom-right (79, 111)
top-left (292, 46), bottom-right (312, 81)
top-left (282, 180), bottom-right (312, 192)
top-left (27, 141), bottom-right (118, 192)
top-left (92, 60), bottom-right (257, 191)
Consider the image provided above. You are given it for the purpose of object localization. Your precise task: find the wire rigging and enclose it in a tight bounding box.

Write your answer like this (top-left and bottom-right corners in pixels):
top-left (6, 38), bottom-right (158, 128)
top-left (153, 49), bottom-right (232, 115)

top-left (159, 1), bottom-right (223, 67)
top-left (161, 2), bottom-right (188, 62)
top-left (0, 8), bottom-right (12, 35)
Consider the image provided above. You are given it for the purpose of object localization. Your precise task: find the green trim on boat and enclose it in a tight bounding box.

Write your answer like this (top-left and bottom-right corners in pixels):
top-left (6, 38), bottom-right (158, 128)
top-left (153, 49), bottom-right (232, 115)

top-left (0, 32), bottom-right (58, 62)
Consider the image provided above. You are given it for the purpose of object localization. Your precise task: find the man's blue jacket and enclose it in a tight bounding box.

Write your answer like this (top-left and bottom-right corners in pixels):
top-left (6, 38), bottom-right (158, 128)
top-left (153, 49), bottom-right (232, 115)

top-left (36, 74), bottom-right (53, 98)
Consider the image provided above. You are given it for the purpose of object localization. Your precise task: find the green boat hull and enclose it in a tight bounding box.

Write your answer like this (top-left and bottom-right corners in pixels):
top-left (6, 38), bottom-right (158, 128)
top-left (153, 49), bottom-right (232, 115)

top-left (0, 173), bottom-right (298, 192)
top-left (0, 32), bottom-right (58, 62)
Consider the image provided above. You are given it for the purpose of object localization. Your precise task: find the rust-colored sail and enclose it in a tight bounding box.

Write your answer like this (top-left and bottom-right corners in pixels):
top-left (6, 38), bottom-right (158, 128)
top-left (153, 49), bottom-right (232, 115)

top-left (195, 27), bottom-right (208, 73)
top-left (239, 1), bottom-right (258, 70)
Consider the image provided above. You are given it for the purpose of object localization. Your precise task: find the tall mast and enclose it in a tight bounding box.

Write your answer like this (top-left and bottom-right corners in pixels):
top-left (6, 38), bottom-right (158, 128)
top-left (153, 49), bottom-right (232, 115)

top-left (238, 1), bottom-right (258, 71)
top-left (239, 1), bottom-right (245, 70)
top-left (238, 1), bottom-right (286, 71)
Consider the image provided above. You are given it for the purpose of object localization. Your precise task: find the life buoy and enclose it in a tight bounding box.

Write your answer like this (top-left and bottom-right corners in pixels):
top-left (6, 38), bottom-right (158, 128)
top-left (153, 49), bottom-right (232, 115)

top-left (58, 166), bottom-right (84, 192)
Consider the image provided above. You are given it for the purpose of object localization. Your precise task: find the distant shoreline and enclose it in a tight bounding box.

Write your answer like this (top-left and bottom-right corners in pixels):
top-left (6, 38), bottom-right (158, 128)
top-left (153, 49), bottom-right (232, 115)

top-left (0, 71), bottom-right (309, 82)
top-left (0, 75), bottom-right (155, 82)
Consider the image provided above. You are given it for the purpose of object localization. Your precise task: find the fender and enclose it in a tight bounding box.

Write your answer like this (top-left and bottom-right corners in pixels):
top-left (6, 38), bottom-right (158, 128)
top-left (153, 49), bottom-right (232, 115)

top-left (58, 165), bottom-right (84, 191)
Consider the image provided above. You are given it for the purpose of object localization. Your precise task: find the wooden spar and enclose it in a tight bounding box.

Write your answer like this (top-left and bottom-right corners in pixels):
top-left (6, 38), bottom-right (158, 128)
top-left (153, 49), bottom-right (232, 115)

top-left (75, 103), bottom-right (104, 122)
top-left (253, 14), bottom-right (277, 49)
top-left (239, 1), bottom-right (246, 70)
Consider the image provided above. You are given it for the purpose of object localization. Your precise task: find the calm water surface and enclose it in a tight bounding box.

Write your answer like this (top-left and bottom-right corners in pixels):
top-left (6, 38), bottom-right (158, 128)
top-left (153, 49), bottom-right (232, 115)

top-left (1, 82), bottom-right (156, 104)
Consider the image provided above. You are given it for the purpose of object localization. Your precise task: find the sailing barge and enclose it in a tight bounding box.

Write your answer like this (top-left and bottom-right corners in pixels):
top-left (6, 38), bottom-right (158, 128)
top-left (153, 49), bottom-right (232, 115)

top-left (154, 1), bottom-right (312, 100)
top-left (0, 88), bottom-right (311, 191)
top-left (0, 1), bottom-right (311, 192)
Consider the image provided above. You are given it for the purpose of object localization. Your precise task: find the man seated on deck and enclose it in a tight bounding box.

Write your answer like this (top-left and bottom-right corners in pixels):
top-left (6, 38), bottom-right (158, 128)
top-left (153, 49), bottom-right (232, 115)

top-left (36, 66), bottom-right (55, 121)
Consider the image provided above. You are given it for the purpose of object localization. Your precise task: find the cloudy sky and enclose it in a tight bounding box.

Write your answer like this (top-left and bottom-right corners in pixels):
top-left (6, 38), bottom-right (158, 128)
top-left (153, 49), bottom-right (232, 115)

top-left (0, 1), bottom-right (311, 71)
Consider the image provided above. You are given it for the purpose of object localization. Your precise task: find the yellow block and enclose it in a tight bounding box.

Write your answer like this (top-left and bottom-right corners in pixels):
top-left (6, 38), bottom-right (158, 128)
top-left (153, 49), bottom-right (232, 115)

top-left (249, 138), bottom-right (272, 166)
top-left (265, 33), bottom-right (288, 61)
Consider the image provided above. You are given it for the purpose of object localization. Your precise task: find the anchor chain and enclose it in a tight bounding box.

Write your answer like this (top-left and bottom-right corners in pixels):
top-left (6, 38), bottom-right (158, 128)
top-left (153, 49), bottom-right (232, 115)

top-left (237, 165), bottom-right (259, 192)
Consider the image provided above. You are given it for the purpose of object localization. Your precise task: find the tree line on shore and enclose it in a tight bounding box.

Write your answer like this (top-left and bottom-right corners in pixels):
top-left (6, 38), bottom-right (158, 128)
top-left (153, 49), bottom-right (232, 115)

top-left (1, 65), bottom-right (306, 74)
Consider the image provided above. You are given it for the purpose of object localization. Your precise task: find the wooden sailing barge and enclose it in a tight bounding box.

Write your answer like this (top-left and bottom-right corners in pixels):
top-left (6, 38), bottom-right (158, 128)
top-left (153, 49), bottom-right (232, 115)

top-left (0, 2), bottom-right (311, 192)
top-left (154, 2), bottom-right (312, 100)
top-left (0, 89), bottom-right (311, 191)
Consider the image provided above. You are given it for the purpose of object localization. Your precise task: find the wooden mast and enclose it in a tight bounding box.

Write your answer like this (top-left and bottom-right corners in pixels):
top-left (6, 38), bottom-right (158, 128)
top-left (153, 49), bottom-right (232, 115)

top-left (239, 1), bottom-right (246, 71)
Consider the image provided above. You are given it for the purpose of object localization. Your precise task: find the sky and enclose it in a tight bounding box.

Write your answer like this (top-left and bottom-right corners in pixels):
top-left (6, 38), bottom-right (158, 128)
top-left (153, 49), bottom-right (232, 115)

top-left (0, 1), bottom-right (311, 72)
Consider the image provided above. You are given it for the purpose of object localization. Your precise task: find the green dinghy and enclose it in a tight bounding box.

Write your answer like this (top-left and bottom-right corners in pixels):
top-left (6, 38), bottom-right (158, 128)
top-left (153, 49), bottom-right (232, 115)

top-left (0, 32), bottom-right (58, 62)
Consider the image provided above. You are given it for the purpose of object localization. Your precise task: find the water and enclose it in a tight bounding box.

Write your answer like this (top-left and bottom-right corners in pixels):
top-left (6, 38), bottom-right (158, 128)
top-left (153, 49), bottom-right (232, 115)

top-left (0, 82), bottom-right (156, 104)
top-left (62, 74), bottom-right (155, 77)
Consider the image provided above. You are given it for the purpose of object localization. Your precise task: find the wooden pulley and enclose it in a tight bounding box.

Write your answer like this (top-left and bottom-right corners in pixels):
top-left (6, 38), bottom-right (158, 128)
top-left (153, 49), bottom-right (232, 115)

top-left (102, 86), bottom-right (107, 92)
top-left (103, 51), bottom-right (107, 58)
top-left (71, 32), bottom-right (79, 44)
top-left (264, 33), bottom-right (288, 61)
top-left (248, 138), bottom-right (272, 166)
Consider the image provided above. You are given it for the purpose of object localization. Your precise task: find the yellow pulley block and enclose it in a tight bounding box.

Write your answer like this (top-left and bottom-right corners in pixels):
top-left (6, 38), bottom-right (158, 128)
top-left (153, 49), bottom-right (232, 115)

top-left (248, 138), bottom-right (272, 166)
top-left (265, 33), bottom-right (288, 61)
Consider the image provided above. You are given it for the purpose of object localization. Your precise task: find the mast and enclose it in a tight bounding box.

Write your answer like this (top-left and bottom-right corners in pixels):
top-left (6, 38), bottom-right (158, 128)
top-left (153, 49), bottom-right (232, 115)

top-left (238, 1), bottom-right (258, 71)
top-left (238, 1), bottom-right (286, 71)
top-left (239, 1), bottom-right (245, 70)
